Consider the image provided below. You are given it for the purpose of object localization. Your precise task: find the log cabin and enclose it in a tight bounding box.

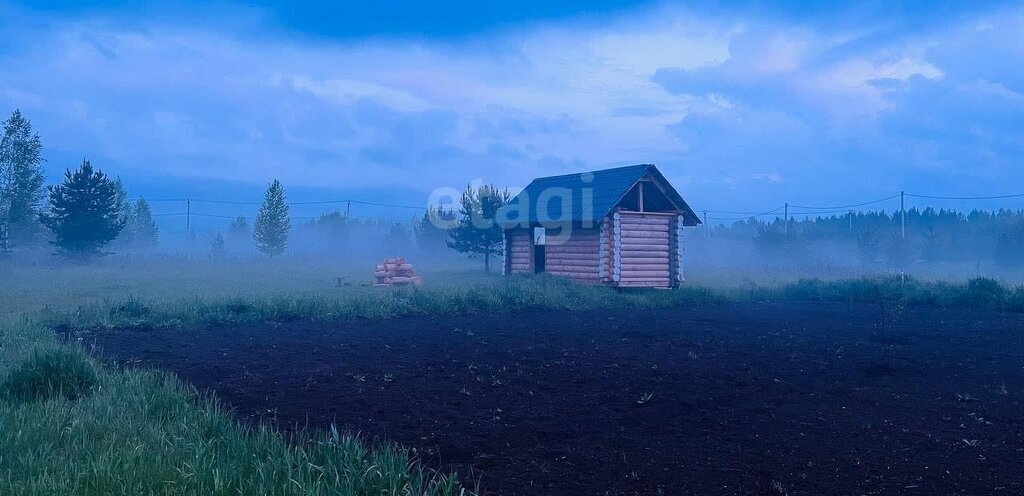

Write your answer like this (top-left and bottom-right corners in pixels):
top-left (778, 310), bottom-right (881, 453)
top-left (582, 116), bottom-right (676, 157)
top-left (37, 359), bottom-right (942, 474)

top-left (498, 164), bottom-right (701, 288)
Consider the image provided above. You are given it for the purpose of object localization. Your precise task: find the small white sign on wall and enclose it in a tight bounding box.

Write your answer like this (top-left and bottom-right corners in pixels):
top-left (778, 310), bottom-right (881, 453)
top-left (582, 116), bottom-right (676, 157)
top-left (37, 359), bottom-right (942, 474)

top-left (533, 227), bottom-right (546, 246)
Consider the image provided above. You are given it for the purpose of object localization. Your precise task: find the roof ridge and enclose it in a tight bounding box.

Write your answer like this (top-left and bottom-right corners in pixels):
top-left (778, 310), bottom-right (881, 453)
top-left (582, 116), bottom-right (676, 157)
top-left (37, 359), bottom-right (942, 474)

top-left (498, 163), bottom-right (700, 226)
top-left (530, 163), bottom-right (653, 182)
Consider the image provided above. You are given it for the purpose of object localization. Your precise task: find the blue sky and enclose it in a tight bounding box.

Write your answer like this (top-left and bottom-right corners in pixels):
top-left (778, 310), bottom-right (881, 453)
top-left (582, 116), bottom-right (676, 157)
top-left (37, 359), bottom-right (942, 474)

top-left (1, 0), bottom-right (1023, 223)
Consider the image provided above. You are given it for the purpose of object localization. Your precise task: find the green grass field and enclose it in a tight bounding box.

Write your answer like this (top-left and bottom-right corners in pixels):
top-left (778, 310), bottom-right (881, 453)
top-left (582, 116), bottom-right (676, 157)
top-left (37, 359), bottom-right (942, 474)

top-left (2, 257), bottom-right (1023, 495)
top-left (1, 259), bottom-right (489, 496)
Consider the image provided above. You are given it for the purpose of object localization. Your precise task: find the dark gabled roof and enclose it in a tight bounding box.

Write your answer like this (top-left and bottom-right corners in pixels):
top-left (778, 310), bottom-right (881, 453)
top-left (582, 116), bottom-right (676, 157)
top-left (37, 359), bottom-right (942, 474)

top-left (498, 164), bottom-right (701, 227)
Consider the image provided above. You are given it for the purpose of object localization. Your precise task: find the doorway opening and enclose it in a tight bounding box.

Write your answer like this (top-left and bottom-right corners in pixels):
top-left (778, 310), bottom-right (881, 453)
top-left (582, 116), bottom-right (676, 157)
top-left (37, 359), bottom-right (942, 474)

top-left (533, 227), bottom-right (546, 274)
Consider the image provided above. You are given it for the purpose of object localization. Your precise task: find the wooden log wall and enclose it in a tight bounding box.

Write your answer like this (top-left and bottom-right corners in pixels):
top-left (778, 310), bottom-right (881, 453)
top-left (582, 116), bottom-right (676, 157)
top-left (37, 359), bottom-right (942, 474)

top-left (503, 212), bottom-right (685, 288)
top-left (507, 229), bottom-right (532, 274)
top-left (544, 229), bottom-right (602, 282)
top-left (615, 211), bottom-right (672, 288)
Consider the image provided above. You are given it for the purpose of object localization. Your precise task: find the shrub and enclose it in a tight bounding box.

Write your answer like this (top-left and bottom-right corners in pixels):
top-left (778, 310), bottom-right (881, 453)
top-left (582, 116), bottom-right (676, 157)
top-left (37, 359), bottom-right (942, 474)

top-left (959, 277), bottom-right (1006, 308)
top-left (1006, 286), bottom-right (1024, 313)
top-left (2, 348), bottom-right (99, 402)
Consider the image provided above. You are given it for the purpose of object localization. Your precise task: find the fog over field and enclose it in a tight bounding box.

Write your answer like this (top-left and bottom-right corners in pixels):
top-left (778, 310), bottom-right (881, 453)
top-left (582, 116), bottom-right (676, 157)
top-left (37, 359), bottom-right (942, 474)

top-left (3, 1), bottom-right (1024, 495)
top-left (3, 0), bottom-right (1024, 286)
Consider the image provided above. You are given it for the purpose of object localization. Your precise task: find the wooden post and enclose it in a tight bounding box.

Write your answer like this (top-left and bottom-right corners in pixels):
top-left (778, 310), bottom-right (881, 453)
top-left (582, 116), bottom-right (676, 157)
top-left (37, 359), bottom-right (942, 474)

top-left (784, 203), bottom-right (789, 235)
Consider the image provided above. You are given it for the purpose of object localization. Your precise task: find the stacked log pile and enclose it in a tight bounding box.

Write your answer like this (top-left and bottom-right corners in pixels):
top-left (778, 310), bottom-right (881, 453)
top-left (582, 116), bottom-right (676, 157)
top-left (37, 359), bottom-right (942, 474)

top-left (373, 257), bottom-right (422, 287)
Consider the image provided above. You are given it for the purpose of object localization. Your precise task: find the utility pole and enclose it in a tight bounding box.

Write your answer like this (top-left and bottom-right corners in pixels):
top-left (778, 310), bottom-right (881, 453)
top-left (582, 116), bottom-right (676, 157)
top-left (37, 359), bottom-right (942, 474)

top-left (345, 200), bottom-right (351, 218)
top-left (900, 191), bottom-right (906, 240)
top-left (702, 210), bottom-right (709, 240)
top-left (186, 198), bottom-right (191, 233)
top-left (848, 210), bottom-right (853, 231)
top-left (784, 202), bottom-right (789, 235)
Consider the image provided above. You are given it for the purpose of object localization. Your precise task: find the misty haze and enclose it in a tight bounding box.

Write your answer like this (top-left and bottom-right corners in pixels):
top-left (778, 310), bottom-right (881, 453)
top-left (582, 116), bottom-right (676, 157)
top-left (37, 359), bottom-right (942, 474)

top-left (2, 1), bottom-right (1024, 495)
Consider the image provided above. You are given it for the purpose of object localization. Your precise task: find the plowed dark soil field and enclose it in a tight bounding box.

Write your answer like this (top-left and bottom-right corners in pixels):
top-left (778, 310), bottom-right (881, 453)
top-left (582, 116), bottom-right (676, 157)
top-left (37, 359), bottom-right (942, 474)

top-left (78, 301), bottom-right (1024, 495)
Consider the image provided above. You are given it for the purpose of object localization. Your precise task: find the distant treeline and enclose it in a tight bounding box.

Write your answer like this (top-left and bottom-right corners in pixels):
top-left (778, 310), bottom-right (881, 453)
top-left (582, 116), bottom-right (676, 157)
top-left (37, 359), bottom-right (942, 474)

top-left (694, 208), bottom-right (1024, 268)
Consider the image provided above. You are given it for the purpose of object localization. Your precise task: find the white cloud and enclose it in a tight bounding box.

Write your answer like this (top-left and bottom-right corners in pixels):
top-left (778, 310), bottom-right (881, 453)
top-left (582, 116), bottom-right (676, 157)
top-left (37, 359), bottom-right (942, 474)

top-left (1, 4), bottom-right (1022, 208)
top-left (287, 75), bottom-right (433, 113)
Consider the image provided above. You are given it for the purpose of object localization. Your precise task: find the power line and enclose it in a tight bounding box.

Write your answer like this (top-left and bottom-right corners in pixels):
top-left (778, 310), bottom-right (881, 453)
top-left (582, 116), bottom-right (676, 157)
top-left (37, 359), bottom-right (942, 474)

top-left (290, 199), bottom-right (425, 209)
top-left (707, 214), bottom-right (784, 222)
top-left (189, 199), bottom-right (259, 205)
top-left (188, 212), bottom-right (244, 219)
top-left (705, 206), bottom-right (786, 215)
top-left (905, 192), bottom-right (1024, 200)
top-left (703, 189), bottom-right (1024, 224)
top-left (789, 206), bottom-right (903, 215)
top-left (788, 194), bottom-right (901, 210)
top-left (133, 188), bottom-right (1024, 230)
top-left (188, 198), bottom-right (428, 209)
top-left (180, 211), bottom-right (413, 223)
top-left (705, 205), bottom-right (787, 222)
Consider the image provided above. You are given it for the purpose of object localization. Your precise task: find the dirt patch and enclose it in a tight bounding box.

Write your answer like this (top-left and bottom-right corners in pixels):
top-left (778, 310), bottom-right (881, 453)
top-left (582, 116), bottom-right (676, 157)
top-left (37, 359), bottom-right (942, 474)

top-left (75, 301), bottom-right (1024, 495)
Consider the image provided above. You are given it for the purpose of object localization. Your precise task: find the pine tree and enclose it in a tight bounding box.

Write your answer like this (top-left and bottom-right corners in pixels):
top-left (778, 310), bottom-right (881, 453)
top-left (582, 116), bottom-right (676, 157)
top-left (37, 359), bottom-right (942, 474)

top-left (229, 215), bottom-right (249, 237)
top-left (211, 232), bottom-right (226, 258)
top-left (130, 198), bottom-right (159, 250)
top-left (253, 179), bottom-right (290, 257)
top-left (111, 177), bottom-right (133, 245)
top-left (416, 206), bottom-right (455, 253)
top-left (384, 222), bottom-right (410, 247)
top-left (39, 160), bottom-right (125, 260)
top-left (447, 184), bottom-right (510, 272)
top-left (228, 215), bottom-right (250, 249)
top-left (0, 109), bottom-right (45, 246)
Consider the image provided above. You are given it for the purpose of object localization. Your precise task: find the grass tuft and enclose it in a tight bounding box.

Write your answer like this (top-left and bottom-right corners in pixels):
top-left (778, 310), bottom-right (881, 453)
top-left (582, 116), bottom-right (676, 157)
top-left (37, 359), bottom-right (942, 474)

top-left (2, 348), bottom-right (99, 403)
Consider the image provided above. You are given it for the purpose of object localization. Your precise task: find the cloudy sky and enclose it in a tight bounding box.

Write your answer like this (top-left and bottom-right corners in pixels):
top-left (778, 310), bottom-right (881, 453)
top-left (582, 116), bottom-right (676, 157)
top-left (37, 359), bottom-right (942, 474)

top-left (1, 0), bottom-right (1022, 222)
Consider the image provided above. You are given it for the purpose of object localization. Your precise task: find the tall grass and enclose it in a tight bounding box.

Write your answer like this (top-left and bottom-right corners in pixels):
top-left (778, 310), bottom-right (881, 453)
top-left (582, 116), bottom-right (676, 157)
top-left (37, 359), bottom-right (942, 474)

top-left (1, 348), bottom-right (99, 403)
top-left (40, 274), bottom-right (1024, 333)
top-left (41, 275), bottom-right (733, 331)
top-left (0, 318), bottom-right (471, 495)
top-left (779, 275), bottom-right (1024, 310)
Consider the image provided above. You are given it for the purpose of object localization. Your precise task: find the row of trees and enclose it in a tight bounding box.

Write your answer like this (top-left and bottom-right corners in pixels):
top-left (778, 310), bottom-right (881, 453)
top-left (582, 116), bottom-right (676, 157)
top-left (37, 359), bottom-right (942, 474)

top-left (0, 110), bottom-right (159, 259)
top-left (191, 182), bottom-right (507, 267)
top-left (0, 109), bottom-right (297, 261)
top-left (250, 184), bottom-right (509, 269)
top-left (36, 165), bottom-right (292, 260)
top-left (1, 108), bottom-right (512, 267)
